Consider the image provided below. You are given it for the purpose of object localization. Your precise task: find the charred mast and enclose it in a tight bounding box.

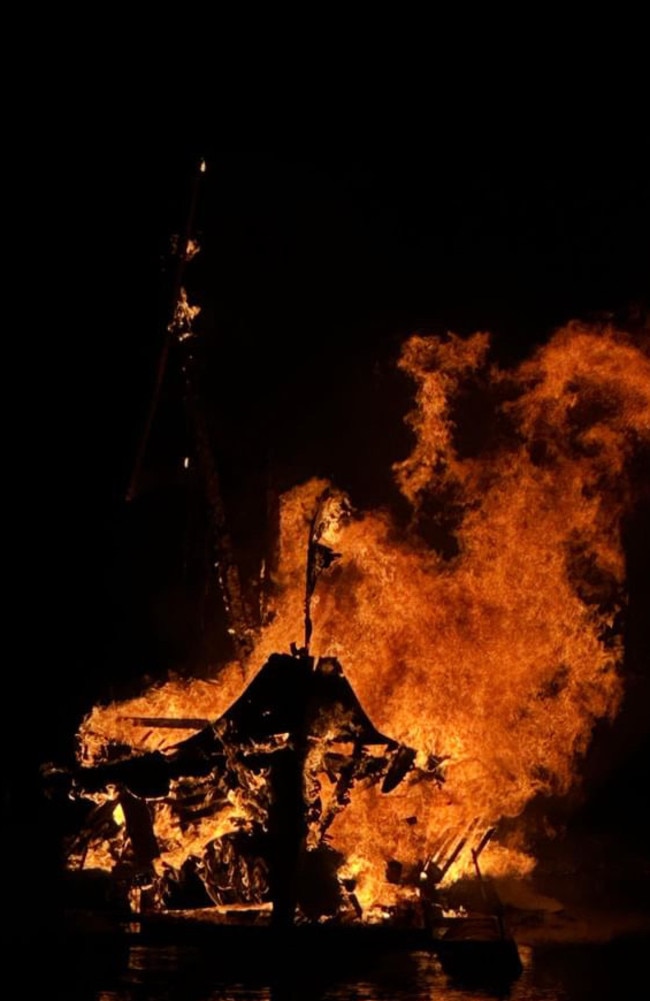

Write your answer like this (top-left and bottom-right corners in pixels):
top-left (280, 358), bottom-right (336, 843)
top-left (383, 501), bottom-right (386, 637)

top-left (126, 158), bottom-right (256, 667)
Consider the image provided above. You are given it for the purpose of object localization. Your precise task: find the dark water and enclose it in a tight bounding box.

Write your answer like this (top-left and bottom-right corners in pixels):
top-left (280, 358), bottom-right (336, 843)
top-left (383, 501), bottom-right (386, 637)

top-left (43, 938), bottom-right (648, 1001)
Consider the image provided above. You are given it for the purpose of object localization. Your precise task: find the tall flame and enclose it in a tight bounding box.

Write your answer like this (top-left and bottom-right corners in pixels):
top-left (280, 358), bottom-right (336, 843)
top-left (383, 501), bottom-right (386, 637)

top-left (78, 320), bottom-right (649, 895)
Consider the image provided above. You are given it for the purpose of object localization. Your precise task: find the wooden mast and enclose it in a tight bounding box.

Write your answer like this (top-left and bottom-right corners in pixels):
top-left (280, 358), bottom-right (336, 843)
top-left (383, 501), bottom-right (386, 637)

top-left (126, 158), bottom-right (255, 668)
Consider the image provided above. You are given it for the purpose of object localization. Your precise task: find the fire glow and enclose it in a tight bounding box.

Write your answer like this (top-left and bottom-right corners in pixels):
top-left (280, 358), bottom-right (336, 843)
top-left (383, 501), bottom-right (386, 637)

top-left (73, 320), bottom-right (649, 918)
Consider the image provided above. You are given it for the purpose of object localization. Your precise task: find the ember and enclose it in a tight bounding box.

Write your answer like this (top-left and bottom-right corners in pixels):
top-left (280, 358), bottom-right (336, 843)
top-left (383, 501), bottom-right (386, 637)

top-left (54, 309), bottom-right (650, 933)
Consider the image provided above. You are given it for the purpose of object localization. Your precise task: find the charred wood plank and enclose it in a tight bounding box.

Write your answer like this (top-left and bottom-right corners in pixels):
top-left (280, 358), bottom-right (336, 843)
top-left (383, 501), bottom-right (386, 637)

top-left (440, 836), bottom-right (468, 877)
top-left (120, 789), bottom-right (159, 864)
top-left (473, 826), bottom-right (496, 862)
top-left (381, 745), bottom-right (416, 793)
top-left (121, 717), bottom-right (212, 729)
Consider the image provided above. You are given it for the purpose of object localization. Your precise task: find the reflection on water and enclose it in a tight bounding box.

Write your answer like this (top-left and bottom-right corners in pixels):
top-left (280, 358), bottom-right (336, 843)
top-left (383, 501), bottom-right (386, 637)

top-left (55, 937), bottom-right (649, 1001)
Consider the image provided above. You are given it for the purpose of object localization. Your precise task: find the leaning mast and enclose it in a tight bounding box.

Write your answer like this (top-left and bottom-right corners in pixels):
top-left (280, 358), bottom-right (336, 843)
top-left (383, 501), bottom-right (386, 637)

top-left (126, 158), bottom-right (255, 667)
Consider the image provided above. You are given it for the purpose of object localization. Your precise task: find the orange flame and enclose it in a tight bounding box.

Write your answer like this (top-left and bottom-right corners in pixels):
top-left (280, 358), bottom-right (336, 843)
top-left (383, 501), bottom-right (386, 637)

top-left (77, 320), bottom-right (649, 897)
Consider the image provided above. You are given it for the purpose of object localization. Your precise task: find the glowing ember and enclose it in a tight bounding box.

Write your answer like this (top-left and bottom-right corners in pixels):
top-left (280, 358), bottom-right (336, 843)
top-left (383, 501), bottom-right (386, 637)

top-left (72, 319), bottom-right (649, 916)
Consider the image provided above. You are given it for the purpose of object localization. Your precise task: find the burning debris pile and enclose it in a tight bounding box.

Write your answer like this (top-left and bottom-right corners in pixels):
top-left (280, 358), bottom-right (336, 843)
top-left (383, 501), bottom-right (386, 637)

top-left (50, 318), bottom-right (650, 931)
top-left (64, 649), bottom-right (449, 926)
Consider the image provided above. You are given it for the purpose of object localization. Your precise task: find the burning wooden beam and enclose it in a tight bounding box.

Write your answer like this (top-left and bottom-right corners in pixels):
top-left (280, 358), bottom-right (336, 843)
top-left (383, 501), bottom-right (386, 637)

top-left (121, 716), bottom-right (212, 729)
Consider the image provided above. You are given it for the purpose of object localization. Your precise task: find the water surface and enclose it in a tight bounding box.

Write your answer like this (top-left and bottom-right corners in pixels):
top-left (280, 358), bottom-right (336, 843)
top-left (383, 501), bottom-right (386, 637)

top-left (50, 936), bottom-right (646, 1001)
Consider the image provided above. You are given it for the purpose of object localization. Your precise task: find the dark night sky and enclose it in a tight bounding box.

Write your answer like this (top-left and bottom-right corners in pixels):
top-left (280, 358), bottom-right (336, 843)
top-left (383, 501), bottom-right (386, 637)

top-left (11, 135), bottom-right (650, 874)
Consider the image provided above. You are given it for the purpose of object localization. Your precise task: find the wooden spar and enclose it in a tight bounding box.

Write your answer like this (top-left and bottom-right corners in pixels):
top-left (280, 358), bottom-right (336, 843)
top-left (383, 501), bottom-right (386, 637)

top-left (125, 158), bottom-right (255, 667)
top-left (439, 835), bottom-right (467, 877)
top-left (121, 716), bottom-right (212, 729)
top-left (303, 489), bottom-right (347, 652)
top-left (472, 826), bottom-right (496, 862)
top-left (182, 356), bottom-right (256, 663)
top-left (126, 158), bottom-right (205, 504)
top-left (438, 818), bottom-right (482, 877)
top-left (261, 448), bottom-right (280, 627)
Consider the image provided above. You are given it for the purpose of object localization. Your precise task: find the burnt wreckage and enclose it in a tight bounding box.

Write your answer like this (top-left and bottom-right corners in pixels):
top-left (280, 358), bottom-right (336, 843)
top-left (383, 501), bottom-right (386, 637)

top-left (63, 649), bottom-right (445, 927)
top-left (58, 484), bottom-right (455, 927)
top-left (51, 493), bottom-right (523, 980)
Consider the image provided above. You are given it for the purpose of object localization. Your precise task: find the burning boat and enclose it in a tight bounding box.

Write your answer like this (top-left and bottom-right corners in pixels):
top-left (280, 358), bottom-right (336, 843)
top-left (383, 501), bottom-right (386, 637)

top-left (55, 646), bottom-right (523, 980)
top-left (49, 483), bottom-right (523, 980)
top-left (56, 491), bottom-right (513, 956)
top-left (44, 163), bottom-right (650, 985)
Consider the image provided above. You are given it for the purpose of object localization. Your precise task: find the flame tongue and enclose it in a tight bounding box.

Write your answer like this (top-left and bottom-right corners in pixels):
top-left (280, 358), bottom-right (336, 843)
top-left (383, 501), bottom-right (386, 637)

top-left (271, 321), bottom-right (648, 886)
top-left (73, 320), bottom-right (650, 912)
